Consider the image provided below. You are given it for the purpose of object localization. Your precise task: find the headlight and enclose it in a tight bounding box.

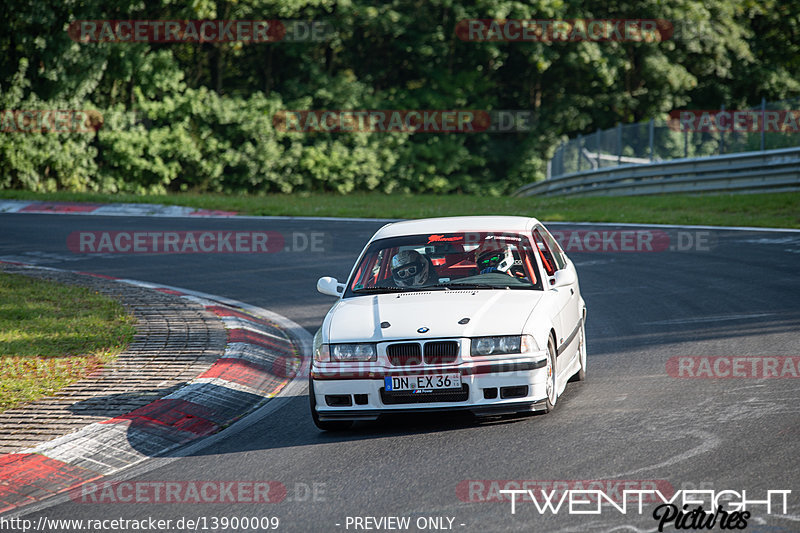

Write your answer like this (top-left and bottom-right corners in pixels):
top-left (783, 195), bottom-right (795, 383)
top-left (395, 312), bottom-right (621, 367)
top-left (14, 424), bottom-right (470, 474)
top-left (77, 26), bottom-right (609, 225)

top-left (471, 335), bottom-right (535, 356)
top-left (314, 343), bottom-right (330, 362)
top-left (330, 343), bottom-right (377, 362)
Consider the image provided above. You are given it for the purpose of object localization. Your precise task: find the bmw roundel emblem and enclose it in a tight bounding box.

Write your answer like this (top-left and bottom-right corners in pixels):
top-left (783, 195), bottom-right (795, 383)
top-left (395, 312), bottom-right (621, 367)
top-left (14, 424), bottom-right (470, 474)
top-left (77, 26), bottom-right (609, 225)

top-left (417, 327), bottom-right (429, 334)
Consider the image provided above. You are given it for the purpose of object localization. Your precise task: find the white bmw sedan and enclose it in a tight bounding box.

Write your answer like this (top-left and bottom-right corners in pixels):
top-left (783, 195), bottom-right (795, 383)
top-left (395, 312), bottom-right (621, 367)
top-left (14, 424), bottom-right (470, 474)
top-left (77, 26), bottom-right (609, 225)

top-left (310, 216), bottom-right (586, 430)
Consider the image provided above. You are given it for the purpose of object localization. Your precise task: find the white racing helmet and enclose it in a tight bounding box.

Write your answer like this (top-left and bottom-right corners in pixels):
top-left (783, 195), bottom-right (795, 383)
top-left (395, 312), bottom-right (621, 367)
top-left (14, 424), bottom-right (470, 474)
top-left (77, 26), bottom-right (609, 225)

top-left (391, 250), bottom-right (430, 287)
top-left (476, 244), bottom-right (516, 274)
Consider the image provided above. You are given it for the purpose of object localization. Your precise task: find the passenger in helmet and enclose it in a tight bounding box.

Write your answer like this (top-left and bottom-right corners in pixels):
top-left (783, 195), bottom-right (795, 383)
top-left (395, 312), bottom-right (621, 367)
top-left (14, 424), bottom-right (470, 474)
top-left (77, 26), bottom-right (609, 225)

top-left (476, 245), bottom-right (516, 275)
top-left (391, 250), bottom-right (435, 287)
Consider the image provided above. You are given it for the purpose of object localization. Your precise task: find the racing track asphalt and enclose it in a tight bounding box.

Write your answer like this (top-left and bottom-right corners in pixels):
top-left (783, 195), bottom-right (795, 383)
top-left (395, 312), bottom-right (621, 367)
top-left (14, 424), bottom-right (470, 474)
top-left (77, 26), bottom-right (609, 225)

top-left (1, 213), bottom-right (799, 532)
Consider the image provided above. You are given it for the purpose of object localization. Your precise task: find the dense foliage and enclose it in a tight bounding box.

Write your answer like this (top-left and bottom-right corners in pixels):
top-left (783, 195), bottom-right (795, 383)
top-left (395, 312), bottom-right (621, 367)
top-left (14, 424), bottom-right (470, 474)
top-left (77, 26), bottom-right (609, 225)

top-left (2, 0), bottom-right (798, 194)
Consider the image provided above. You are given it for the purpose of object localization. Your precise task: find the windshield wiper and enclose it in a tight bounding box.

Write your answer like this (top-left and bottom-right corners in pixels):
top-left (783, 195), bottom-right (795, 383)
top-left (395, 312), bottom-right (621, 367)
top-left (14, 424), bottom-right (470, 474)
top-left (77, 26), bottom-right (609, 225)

top-left (431, 282), bottom-right (495, 290)
top-left (432, 282), bottom-right (532, 290)
top-left (352, 286), bottom-right (411, 294)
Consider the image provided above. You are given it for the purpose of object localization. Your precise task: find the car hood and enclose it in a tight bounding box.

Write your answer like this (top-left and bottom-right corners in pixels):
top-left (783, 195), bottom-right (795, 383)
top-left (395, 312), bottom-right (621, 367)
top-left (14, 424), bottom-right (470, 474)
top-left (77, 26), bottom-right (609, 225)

top-left (325, 290), bottom-right (545, 342)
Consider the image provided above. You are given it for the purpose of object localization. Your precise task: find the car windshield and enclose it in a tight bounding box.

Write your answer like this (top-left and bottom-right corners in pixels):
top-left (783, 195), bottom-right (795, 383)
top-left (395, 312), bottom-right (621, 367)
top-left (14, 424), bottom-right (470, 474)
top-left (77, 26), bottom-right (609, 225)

top-left (344, 232), bottom-right (543, 297)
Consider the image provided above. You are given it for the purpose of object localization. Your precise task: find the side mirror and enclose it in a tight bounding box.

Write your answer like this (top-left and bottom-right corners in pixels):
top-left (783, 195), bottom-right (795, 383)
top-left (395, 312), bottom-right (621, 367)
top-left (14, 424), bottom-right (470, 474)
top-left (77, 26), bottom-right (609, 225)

top-left (552, 268), bottom-right (576, 288)
top-left (317, 276), bottom-right (345, 297)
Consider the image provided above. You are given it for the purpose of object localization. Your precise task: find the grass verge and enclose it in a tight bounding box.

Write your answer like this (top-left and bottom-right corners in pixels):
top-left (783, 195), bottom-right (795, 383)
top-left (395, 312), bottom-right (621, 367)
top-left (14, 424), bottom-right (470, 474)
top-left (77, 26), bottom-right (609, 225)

top-left (0, 272), bottom-right (136, 412)
top-left (1, 190), bottom-right (799, 228)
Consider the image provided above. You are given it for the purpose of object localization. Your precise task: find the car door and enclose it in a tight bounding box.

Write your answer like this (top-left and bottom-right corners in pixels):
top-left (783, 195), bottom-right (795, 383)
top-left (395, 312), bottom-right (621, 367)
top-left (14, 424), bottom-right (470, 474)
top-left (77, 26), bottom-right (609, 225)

top-left (533, 227), bottom-right (581, 367)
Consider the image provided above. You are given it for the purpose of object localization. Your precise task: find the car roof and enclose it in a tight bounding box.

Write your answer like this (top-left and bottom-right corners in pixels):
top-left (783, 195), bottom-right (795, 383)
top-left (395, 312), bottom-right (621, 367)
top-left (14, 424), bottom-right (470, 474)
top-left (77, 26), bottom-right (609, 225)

top-left (372, 216), bottom-right (541, 240)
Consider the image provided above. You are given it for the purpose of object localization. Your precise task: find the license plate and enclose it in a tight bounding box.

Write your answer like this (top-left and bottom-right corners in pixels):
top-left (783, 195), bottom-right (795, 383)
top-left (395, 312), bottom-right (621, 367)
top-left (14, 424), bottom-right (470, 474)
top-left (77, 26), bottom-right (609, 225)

top-left (384, 373), bottom-right (461, 392)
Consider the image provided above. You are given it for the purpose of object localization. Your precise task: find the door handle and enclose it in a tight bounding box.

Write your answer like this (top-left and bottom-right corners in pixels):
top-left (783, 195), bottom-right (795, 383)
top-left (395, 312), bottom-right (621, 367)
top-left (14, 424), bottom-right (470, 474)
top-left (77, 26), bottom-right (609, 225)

top-left (570, 288), bottom-right (574, 295)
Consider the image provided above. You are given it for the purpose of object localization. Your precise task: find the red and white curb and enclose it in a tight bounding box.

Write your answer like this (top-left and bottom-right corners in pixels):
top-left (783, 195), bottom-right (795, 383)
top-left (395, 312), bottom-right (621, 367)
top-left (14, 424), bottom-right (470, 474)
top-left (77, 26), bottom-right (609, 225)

top-left (0, 200), bottom-right (237, 218)
top-left (0, 199), bottom-right (393, 222)
top-left (0, 264), bottom-right (311, 514)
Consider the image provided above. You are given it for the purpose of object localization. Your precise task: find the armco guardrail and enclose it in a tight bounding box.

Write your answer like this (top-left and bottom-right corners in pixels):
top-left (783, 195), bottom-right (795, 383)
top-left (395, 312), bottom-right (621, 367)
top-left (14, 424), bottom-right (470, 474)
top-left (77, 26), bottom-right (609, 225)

top-left (516, 147), bottom-right (800, 197)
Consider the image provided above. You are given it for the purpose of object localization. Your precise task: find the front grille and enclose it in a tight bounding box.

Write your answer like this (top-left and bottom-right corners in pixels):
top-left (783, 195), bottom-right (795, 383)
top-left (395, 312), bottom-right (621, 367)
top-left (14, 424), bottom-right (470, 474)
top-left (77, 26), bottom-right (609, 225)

top-left (380, 384), bottom-right (469, 404)
top-left (424, 341), bottom-right (459, 364)
top-left (387, 342), bottom-right (422, 366)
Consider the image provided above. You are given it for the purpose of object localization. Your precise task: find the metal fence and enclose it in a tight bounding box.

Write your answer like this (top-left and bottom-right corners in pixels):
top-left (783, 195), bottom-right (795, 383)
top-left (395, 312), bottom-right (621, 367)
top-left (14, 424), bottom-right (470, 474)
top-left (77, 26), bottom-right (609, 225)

top-left (547, 97), bottom-right (800, 180)
top-left (517, 147), bottom-right (800, 197)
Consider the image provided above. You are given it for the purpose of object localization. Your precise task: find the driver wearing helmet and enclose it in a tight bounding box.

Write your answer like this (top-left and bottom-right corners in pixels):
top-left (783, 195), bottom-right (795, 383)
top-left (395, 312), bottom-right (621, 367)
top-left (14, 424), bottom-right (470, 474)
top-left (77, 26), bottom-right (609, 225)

top-left (476, 245), bottom-right (520, 276)
top-left (391, 250), bottom-right (436, 287)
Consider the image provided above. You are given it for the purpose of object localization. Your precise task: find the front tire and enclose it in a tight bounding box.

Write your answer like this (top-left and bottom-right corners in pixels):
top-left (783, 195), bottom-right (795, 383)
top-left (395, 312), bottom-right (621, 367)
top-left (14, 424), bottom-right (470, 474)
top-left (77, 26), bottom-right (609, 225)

top-left (309, 379), bottom-right (353, 431)
top-left (569, 323), bottom-right (587, 382)
top-left (576, 323), bottom-right (587, 381)
top-left (544, 336), bottom-right (558, 413)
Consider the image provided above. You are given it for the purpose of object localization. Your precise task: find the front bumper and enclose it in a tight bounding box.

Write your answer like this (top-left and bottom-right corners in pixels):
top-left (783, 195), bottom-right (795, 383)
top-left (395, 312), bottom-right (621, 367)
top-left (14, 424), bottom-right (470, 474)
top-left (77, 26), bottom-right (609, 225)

top-left (311, 355), bottom-right (549, 421)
